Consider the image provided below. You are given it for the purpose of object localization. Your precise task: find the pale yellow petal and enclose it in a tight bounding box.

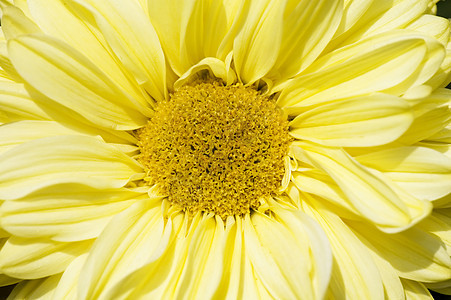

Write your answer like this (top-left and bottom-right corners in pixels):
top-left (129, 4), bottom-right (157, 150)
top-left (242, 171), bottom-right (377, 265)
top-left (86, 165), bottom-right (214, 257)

top-left (301, 198), bottom-right (384, 300)
top-left (52, 254), bottom-right (87, 300)
top-left (27, 0), bottom-right (153, 109)
top-left (68, 0), bottom-right (166, 101)
top-left (349, 220), bottom-right (451, 283)
top-left (233, 0), bottom-right (285, 84)
top-left (289, 94), bottom-right (413, 147)
top-left (1, 5), bottom-right (40, 40)
top-left (8, 34), bottom-right (148, 130)
top-left (0, 135), bottom-right (143, 200)
top-left (278, 31), bottom-right (444, 110)
top-left (0, 237), bottom-right (91, 279)
top-left (8, 275), bottom-right (61, 300)
top-left (78, 198), bottom-right (170, 300)
top-left (293, 143), bottom-right (415, 231)
top-left (402, 279), bottom-right (434, 300)
top-left (1, 185), bottom-right (145, 242)
top-left (268, 0), bottom-right (342, 81)
top-left (407, 15), bottom-right (450, 46)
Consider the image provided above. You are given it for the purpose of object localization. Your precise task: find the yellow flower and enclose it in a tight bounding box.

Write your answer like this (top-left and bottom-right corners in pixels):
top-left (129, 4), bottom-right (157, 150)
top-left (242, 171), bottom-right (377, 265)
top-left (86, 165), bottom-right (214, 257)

top-left (0, 0), bottom-right (450, 299)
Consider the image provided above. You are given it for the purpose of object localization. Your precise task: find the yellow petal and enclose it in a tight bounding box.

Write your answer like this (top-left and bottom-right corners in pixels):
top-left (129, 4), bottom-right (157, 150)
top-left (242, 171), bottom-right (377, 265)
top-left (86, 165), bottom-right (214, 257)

top-left (349, 220), bottom-right (451, 282)
top-left (78, 198), bottom-right (170, 300)
top-left (301, 198), bottom-right (385, 300)
top-left (0, 135), bottom-right (143, 200)
top-left (289, 94), bottom-right (413, 147)
top-left (244, 207), bottom-right (332, 300)
top-left (0, 237), bottom-right (91, 279)
top-left (27, 0), bottom-right (153, 110)
top-left (1, 185), bottom-right (145, 242)
top-left (68, 0), bottom-right (166, 101)
top-left (8, 34), bottom-right (148, 130)
top-left (278, 31), bottom-right (444, 110)
top-left (52, 254), bottom-right (87, 300)
top-left (1, 5), bottom-right (40, 40)
top-left (402, 279), bottom-right (434, 300)
top-left (293, 143), bottom-right (414, 231)
top-left (8, 275), bottom-right (61, 300)
top-left (268, 0), bottom-right (342, 81)
top-left (233, 0), bottom-right (285, 84)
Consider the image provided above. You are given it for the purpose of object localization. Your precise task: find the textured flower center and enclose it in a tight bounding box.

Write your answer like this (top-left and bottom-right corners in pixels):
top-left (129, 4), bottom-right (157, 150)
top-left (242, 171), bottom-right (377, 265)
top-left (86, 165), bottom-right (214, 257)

top-left (137, 81), bottom-right (291, 218)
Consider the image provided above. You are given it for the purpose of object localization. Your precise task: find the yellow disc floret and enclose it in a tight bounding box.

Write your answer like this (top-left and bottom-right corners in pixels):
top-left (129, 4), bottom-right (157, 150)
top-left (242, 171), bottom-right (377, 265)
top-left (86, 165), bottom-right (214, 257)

top-left (137, 81), bottom-right (291, 218)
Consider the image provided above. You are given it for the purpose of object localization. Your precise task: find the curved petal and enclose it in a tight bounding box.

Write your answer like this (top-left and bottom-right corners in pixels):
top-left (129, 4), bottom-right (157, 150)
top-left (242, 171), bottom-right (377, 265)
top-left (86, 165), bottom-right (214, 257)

top-left (289, 94), bottom-right (413, 147)
top-left (0, 237), bottom-right (92, 279)
top-left (349, 220), bottom-right (451, 283)
top-left (278, 31), bottom-right (445, 110)
top-left (8, 275), bottom-right (61, 300)
top-left (292, 143), bottom-right (429, 232)
top-left (68, 0), bottom-right (166, 101)
top-left (8, 33), bottom-right (148, 130)
top-left (301, 198), bottom-right (385, 300)
top-left (27, 0), bottom-right (153, 107)
top-left (233, 0), bottom-right (285, 84)
top-left (52, 254), bottom-right (87, 300)
top-left (78, 198), bottom-right (170, 300)
top-left (244, 207), bottom-right (332, 300)
top-left (356, 146), bottom-right (451, 201)
top-left (402, 279), bottom-right (433, 300)
top-left (0, 135), bottom-right (143, 200)
top-left (268, 0), bottom-right (342, 81)
top-left (1, 185), bottom-right (146, 242)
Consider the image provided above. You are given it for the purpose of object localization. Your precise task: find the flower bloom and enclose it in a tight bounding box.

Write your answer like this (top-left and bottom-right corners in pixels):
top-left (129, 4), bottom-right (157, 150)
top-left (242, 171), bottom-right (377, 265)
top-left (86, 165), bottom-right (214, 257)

top-left (0, 0), bottom-right (450, 299)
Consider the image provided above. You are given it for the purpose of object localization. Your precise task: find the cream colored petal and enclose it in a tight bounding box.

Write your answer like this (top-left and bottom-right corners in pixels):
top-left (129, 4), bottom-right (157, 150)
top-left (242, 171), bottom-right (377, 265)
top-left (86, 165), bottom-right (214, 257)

top-left (8, 275), bottom-right (61, 300)
top-left (27, 0), bottom-right (152, 111)
top-left (407, 15), bottom-right (450, 46)
top-left (1, 5), bottom-right (40, 40)
top-left (289, 94), bottom-right (413, 147)
top-left (331, 0), bottom-right (430, 48)
top-left (356, 147), bottom-right (451, 200)
top-left (78, 198), bottom-right (171, 300)
top-left (174, 57), bottom-right (236, 89)
top-left (244, 207), bottom-right (332, 300)
top-left (418, 209), bottom-right (451, 256)
top-left (0, 135), bottom-right (143, 200)
top-left (0, 237), bottom-right (91, 279)
top-left (52, 254), bottom-right (87, 300)
top-left (301, 198), bottom-right (384, 300)
top-left (398, 88), bottom-right (451, 144)
top-left (8, 34), bottom-right (148, 130)
top-left (425, 278), bottom-right (451, 296)
top-left (293, 143), bottom-right (417, 232)
top-left (369, 252), bottom-right (405, 300)
top-left (1, 185), bottom-right (145, 242)
top-left (402, 279), bottom-right (434, 300)
top-left (0, 120), bottom-right (91, 154)
top-left (335, 0), bottom-right (374, 37)
top-left (0, 79), bottom-right (51, 123)
top-left (233, 0), bottom-right (285, 84)
top-left (68, 0), bottom-right (166, 101)
top-left (349, 220), bottom-right (451, 283)
top-left (278, 31), bottom-right (444, 110)
top-left (268, 0), bottom-right (342, 81)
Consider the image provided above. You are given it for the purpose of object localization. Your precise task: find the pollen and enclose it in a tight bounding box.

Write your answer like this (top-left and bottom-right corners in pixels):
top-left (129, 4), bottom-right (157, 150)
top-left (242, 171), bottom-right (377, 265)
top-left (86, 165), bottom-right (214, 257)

top-left (136, 81), bottom-right (291, 218)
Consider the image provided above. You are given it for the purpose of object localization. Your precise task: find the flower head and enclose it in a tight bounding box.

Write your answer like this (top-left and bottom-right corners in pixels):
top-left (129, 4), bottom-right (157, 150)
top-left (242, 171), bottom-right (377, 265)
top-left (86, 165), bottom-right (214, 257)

top-left (0, 0), bottom-right (450, 299)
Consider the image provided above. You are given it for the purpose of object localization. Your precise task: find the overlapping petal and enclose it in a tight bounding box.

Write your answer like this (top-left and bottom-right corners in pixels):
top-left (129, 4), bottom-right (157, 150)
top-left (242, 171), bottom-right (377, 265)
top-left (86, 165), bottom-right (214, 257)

top-left (0, 135), bottom-right (143, 200)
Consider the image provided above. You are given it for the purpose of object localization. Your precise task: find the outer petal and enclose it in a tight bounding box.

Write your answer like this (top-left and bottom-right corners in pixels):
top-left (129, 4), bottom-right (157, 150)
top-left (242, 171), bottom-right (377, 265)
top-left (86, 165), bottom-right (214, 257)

top-left (52, 254), bottom-right (87, 300)
top-left (27, 0), bottom-right (153, 107)
top-left (68, 0), bottom-right (166, 101)
top-left (8, 275), bottom-right (61, 300)
top-left (301, 198), bottom-right (385, 300)
top-left (267, 0), bottom-right (342, 81)
top-left (0, 237), bottom-right (92, 279)
top-left (349, 220), bottom-right (451, 283)
top-left (292, 143), bottom-right (429, 232)
top-left (233, 0), bottom-right (285, 84)
top-left (0, 135), bottom-right (143, 200)
top-left (278, 31), bottom-right (444, 110)
top-left (8, 34), bottom-right (148, 130)
top-left (289, 94), bottom-right (413, 147)
top-left (402, 279), bottom-right (434, 300)
top-left (356, 146), bottom-right (451, 201)
top-left (0, 185), bottom-right (146, 242)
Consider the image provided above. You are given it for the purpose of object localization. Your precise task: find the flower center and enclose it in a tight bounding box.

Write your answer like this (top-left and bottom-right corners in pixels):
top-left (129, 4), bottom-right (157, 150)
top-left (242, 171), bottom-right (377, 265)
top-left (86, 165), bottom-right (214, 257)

top-left (137, 81), bottom-right (291, 218)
